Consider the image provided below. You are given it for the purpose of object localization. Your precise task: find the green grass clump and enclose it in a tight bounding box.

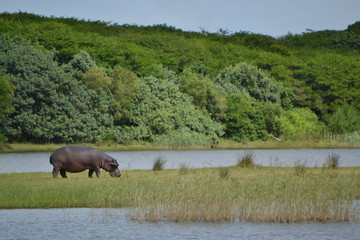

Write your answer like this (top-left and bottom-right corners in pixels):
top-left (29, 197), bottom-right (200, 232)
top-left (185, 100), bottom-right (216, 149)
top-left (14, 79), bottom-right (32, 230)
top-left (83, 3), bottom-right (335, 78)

top-left (294, 163), bottom-right (306, 176)
top-left (293, 160), bottom-right (307, 176)
top-left (152, 157), bottom-right (166, 171)
top-left (219, 168), bottom-right (230, 180)
top-left (1, 167), bottom-right (359, 223)
top-left (324, 153), bottom-right (340, 169)
top-left (236, 152), bottom-right (255, 168)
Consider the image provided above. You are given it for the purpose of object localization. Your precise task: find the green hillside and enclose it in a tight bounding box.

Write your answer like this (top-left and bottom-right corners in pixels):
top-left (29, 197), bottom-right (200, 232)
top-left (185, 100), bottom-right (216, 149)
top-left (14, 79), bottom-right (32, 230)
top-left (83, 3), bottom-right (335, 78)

top-left (0, 12), bottom-right (359, 146)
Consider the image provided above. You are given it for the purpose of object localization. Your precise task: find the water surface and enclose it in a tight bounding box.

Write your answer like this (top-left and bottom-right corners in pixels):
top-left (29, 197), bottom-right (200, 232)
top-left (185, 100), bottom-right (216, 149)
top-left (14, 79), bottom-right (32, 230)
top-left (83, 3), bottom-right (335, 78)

top-left (0, 149), bottom-right (359, 174)
top-left (1, 208), bottom-right (359, 240)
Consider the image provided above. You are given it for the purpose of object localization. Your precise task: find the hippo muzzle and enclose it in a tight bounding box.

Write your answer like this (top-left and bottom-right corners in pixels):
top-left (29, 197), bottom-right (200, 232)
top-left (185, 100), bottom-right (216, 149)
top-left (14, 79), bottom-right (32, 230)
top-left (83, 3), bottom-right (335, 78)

top-left (105, 159), bottom-right (121, 177)
top-left (109, 169), bottom-right (121, 177)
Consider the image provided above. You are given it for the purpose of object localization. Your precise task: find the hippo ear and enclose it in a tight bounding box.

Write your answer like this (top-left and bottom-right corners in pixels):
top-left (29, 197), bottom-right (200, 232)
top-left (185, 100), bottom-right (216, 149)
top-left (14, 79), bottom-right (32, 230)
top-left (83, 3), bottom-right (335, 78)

top-left (110, 159), bottom-right (119, 167)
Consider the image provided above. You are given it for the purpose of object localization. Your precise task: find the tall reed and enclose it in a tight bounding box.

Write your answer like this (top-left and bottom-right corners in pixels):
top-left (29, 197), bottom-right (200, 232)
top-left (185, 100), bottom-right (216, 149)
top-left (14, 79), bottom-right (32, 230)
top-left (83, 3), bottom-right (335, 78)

top-left (219, 168), bottom-right (230, 180)
top-left (152, 157), bottom-right (166, 171)
top-left (1, 167), bottom-right (359, 223)
top-left (294, 160), bottom-right (306, 176)
top-left (236, 152), bottom-right (255, 168)
top-left (127, 167), bottom-right (360, 223)
top-left (324, 153), bottom-right (340, 169)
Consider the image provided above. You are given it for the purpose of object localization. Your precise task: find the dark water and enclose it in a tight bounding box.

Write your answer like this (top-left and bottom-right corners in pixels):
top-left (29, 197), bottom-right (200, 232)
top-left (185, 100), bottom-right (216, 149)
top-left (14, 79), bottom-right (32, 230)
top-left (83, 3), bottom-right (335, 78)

top-left (0, 149), bottom-right (359, 174)
top-left (0, 208), bottom-right (359, 240)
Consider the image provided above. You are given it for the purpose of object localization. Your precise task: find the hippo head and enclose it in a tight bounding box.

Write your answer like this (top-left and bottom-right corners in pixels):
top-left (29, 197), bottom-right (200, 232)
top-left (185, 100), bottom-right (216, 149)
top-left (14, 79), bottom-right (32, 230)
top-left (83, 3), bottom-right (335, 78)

top-left (103, 159), bottom-right (121, 177)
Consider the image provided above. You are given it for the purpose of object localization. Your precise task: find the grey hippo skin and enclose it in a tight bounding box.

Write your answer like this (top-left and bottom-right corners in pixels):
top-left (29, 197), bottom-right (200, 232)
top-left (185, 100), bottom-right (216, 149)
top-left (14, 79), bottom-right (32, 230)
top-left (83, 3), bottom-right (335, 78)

top-left (50, 146), bottom-right (121, 178)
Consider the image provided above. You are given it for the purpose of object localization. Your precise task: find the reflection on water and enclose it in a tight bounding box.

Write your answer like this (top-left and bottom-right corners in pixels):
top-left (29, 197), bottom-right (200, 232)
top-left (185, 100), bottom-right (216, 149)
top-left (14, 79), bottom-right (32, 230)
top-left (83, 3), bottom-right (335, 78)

top-left (0, 208), bottom-right (359, 240)
top-left (0, 149), bottom-right (359, 174)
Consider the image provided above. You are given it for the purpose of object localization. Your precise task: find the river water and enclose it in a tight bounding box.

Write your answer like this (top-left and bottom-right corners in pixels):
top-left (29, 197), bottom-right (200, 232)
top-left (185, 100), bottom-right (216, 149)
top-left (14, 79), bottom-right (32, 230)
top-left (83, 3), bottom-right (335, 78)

top-left (1, 208), bottom-right (359, 240)
top-left (0, 148), bottom-right (359, 174)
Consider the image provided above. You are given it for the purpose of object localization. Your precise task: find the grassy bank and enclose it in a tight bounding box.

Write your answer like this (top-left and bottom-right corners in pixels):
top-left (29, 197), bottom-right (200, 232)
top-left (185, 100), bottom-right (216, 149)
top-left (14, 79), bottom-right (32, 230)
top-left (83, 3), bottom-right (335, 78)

top-left (216, 138), bottom-right (360, 149)
top-left (1, 167), bottom-right (359, 223)
top-left (1, 142), bottom-right (156, 153)
top-left (1, 137), bottom-right (359, 153)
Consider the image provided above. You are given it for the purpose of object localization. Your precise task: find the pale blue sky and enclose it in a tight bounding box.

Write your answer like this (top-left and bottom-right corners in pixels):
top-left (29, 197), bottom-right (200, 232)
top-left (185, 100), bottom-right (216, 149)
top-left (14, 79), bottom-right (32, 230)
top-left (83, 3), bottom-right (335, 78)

top-left (1, 0), bottom-right (359, 37)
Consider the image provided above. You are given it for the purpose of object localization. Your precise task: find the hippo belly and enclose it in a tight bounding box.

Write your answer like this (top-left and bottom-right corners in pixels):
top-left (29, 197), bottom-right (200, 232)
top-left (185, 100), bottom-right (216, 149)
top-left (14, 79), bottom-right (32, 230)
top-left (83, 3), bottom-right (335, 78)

top-left (50, 146), bottom-right (121, 178)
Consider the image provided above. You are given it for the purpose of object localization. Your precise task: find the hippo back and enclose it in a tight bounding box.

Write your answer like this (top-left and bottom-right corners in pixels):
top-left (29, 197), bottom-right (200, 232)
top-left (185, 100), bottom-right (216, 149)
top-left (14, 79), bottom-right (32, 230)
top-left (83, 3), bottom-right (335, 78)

top-left (50, 146), bottom-right (104, 169)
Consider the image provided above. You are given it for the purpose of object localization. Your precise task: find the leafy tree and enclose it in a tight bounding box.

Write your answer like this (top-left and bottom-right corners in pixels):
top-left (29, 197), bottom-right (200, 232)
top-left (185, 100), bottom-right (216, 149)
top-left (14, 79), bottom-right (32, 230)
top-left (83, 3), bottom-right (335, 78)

top-left (224, 94), bottom-right (268, 142)
top-left (303, 53), bottom-right (360, 115)
top-left (326, 104), bottom-right (360, 134)
top-left (278, 29), bottom-right (360, 51)
top-left (261, 102), bottom-right (283, 137)
top-left (179, 68), bottom-right (227, 120)
top-left (81, 66), bottom-right (112, 90)
top-left (0, 71), bottom-right (13, 116)
top-left (214, 63), bottom-right (293, 108)
top-left (347, 21), bottom-right (360, 35)
top-left (110, 66), bottom-right (139, 125)
top-left (0, 36), bottom-right (115, 143)
top-left (276, 108), bottom-right (323, 139)
top-left (119, 75), bottom-right (224, 145)
top-left (0, 71), bottom-right (14, 143)
top-left (68, 50), bottom-right (97, 74)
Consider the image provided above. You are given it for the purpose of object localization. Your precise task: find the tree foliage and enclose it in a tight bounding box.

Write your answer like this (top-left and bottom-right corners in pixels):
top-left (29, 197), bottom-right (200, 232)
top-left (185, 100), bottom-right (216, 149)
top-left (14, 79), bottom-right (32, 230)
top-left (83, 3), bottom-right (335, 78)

top-left (0, 71), bottom-right (14, 142)
top-left (224, 94), bottom-right (268, 141)
top-left (0, 12), bottom-right (359, 144)
top-left (179, 68), bottom-right (227, 121)
top-left (214, 63), bottom-right (293, 109)
top-left (110, 66), bottom-right (139, 125)
top-left (81, 66), bottom-right (112, 90)
top-left (276, 108), bottom-right (323, 139)
top-left (0, 36), bottom-right (115, 143)
top-left (326, 104), bottom-right (360, 134)
top-left (119, 74), bottom-right (224, 145)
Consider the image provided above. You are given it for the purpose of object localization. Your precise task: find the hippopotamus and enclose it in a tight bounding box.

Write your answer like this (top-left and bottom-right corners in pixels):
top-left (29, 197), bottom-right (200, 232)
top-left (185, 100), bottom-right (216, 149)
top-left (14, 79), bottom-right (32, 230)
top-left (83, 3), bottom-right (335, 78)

top-left (50, 146), bottom-right (121, 178)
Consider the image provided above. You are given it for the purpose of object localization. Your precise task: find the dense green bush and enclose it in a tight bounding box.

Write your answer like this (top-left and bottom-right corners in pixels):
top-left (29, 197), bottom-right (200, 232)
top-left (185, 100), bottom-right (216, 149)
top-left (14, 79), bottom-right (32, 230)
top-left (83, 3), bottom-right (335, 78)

top-left (347, 21), bottom-right (360, 34)
top-left (0, 36), bottom-right (116, 143)
top-left (110, 66), bottom-right (139, 125)
top-left (326, 104), bottom-right (360, 134)
top-left (304, 53), bottom-right (360, 115)
top-left (117, 74), bottom-right (224, 145)
top-left (224, 94), bottom-right (268, 141)
top-left (276, 108), bottom-right (323, 139)
top-left (179, 68), bottom-right (227, 121)
top-left (214, 62), bottom-right (293, 109)
top-left (0, 71), bottom-right (14, 142)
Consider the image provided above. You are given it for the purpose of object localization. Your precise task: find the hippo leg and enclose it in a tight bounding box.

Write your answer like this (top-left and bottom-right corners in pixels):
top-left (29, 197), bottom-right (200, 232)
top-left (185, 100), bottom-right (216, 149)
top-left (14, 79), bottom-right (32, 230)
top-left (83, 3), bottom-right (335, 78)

top-left (95, 169), bottom-right (101, 178)
top-left (60, 170), bottom-right (68, 178)
top-left (88, 169), bottom-right (94, 178)
top-left (52, 167), bottom-right (59, 178)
